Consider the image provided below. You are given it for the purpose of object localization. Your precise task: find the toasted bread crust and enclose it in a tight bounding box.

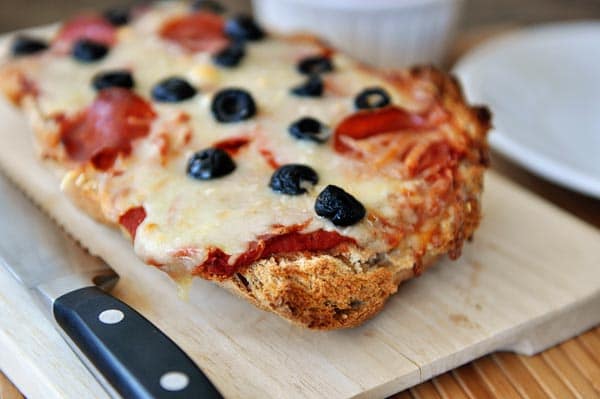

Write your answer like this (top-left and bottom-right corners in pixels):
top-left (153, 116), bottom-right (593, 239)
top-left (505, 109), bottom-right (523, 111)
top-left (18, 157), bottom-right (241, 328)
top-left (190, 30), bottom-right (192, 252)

top-left (1, 31), bottom-right (489, 329)
top-left (216, 67), bottom-right (488, 329)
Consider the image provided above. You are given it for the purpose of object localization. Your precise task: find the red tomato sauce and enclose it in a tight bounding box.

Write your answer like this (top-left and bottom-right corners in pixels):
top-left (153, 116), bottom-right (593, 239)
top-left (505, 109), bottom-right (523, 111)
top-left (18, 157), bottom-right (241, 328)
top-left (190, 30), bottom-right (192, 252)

top-left (159, 12), bottom-right (228, 53)
top-left (258, 148), bottom-right (279, 169)
top-left (12, 73), bottom-right (39, 105)
top-left (119, 206), bottom-right (147, 240)
top-left (213, 136), bottom-right (251, 155)
top-left (411, 141), bottom-right (459, 177)
top-left (54, 15), bottom-right (116, 50)
top-left (59, 88), bottom-right (156, 170)
top-left (333, 106), bottom-right (435, 154)
top-left (193, 230), bottom-right (354, 278)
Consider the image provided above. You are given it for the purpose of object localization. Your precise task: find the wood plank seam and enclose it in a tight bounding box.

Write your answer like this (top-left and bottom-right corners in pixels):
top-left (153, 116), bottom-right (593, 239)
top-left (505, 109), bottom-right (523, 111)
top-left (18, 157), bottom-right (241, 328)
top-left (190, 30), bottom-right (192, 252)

top-left (541, 347), bottom-right (598, 399)
top-left (410, 381), bottom-right (442, 399)
top-left (559, 340), bottom-right (600, 393)
top-left (452, 364), bottom-right (496, 399)
top-left (431, 374), bottom-right (471, 399)
top-left (473, 357), bottom-right (521, 398)
top-left (391, 390), bottom-right (414, 399)
top-left (577, 330), bottom-right (600, 364)
top-left (491, 353), bottom-right (550, 399)
top-left (518, 355), bottom-right (576, 399)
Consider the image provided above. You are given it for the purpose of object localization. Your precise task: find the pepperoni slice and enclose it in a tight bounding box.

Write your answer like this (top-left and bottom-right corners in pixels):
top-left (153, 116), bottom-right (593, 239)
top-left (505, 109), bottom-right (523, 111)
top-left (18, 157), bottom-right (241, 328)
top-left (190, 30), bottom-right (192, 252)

top-left (258, 148), bottom-right (279, 169)
top-left (194, 230), bottom-right (354, 278)
top-left (60, 88), bottom-right (156, 170)
top-left (54, 15), bottom-right (116, 51)
top-left (411, 141), bottom-right (459, 177)
top-left (333, 106), bottom-right (435, 153)
top-left (213, 136), bottom-right (250, 155)
top-left (119, 206), bottom-right (147, 240)
top-left (160, 12), bottom-right (228, 53)
top-left (334, 105), bottom-right (461, 176)
top-left (262, 230), bottom-right (352, 255)
top-left (199, 248), bottom-right (238, 277)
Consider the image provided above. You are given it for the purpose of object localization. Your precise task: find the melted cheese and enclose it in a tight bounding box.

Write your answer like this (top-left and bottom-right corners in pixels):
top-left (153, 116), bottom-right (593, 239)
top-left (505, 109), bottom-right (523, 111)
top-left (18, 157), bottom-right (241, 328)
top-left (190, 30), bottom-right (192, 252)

top-left (9, 2), bottom-right (451, 271)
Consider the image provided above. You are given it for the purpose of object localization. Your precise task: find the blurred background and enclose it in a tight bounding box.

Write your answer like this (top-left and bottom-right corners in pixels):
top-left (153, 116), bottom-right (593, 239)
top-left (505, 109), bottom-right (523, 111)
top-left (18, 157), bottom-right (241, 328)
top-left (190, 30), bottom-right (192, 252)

top-left (1, 0), bottom-right (600, 33)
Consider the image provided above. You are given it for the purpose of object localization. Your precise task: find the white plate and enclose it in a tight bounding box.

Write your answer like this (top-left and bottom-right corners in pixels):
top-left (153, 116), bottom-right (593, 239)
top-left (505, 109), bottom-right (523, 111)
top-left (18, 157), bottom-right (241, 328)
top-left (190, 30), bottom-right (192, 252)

top-left (454, 22), bottom-right (600, 198)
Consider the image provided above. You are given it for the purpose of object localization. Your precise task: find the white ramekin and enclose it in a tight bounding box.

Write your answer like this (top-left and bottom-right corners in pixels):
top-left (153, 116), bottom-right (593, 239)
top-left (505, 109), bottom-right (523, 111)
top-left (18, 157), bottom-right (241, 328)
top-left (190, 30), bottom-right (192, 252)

top-left (252, 0), bottom-right (463, 68)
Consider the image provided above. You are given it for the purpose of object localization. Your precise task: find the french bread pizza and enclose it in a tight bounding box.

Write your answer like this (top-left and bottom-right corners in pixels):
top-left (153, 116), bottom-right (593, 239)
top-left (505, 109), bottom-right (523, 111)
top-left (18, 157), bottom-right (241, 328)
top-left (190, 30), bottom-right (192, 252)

top-left (0, 1), bottom-right (490, 329)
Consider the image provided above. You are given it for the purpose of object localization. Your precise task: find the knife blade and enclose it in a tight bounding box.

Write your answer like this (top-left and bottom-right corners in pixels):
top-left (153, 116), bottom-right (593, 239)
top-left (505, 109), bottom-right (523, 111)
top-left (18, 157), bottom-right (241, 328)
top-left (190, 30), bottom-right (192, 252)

top-left (0, 173), bottom-right (223, 399)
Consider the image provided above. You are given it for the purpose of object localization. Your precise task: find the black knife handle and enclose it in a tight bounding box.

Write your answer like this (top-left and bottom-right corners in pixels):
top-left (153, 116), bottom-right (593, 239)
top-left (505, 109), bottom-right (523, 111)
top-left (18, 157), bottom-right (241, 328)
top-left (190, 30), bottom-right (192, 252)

top-left (53, 286), bottom-right (223, 399)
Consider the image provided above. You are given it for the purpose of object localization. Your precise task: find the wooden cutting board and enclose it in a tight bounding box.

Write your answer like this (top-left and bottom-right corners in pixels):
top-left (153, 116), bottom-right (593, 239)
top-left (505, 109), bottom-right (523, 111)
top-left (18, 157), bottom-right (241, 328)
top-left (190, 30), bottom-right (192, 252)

top-left (0, 69), bottom-right (599, 399)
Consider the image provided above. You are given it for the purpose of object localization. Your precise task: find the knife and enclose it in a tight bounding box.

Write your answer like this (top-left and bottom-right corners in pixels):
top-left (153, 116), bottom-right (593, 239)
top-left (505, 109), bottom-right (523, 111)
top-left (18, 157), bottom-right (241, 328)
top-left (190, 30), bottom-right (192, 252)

top-left (0, 174), bottom-right (223, 399)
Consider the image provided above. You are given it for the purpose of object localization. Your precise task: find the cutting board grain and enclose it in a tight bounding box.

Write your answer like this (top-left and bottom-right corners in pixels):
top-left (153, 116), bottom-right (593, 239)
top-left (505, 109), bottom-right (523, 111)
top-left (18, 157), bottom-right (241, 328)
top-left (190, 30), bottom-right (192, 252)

top-left (0, 62), bottom-right (599, 399)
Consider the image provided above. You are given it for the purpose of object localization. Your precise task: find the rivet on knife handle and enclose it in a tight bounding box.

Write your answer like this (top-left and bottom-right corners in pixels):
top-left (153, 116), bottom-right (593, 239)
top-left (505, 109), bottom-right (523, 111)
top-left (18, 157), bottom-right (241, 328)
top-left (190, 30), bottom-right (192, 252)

top-left (53, 286), bottom-right (223, 399)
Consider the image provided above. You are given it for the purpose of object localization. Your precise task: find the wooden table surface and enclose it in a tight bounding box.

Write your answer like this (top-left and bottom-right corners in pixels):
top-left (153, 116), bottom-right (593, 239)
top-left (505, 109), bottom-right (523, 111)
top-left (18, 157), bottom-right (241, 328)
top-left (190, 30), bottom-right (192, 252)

top-left (0, 1), bottom-right (599, 398)
top-left (388, 155), bottom-right (600, 399)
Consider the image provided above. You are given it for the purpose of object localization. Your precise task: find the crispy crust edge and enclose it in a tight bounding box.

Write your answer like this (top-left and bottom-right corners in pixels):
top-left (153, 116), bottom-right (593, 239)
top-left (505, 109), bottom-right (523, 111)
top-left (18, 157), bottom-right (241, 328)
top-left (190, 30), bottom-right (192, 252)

top-left (218, 177), bottom-right (483, 330)
top-left (221, 66), bottom-right (489, 330)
